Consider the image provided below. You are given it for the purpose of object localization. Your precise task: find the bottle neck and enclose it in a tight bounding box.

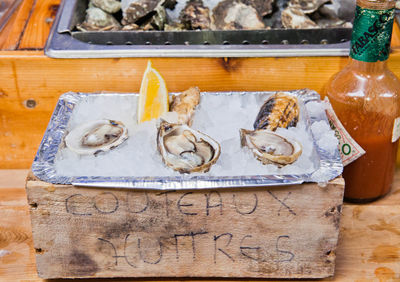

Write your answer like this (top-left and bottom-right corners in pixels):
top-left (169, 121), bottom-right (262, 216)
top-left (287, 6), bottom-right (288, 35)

top-left (348, 58), bottom-right (387, 74)
top-left (349, 0), bottom-right (395, 63)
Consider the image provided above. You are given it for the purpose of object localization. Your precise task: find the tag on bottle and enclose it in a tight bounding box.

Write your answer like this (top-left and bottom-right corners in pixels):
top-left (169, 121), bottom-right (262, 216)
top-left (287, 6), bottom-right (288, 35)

top-left (392, 117), bottom-right (400, 142)
top-left (324, 98), bottom-right (366, 166)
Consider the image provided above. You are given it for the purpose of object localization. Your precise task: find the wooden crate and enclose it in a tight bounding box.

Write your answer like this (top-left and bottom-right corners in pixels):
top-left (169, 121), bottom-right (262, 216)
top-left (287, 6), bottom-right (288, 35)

top-left (26, 172), bottom-right (344, 279)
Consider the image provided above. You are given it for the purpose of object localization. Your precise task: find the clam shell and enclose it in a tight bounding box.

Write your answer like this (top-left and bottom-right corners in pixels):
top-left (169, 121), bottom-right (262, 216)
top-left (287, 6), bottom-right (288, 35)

top-left (157, 121), bottom-right (221, 173)
top-left (65, 119), bottom-right (128, 155)
top-left (240, 128), bottom-right (302, 166)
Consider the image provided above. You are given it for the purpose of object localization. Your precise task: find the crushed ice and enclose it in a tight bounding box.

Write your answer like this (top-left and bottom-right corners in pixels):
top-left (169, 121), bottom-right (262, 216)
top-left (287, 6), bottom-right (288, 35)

top-left (55, 92), bottom-right (339, 178)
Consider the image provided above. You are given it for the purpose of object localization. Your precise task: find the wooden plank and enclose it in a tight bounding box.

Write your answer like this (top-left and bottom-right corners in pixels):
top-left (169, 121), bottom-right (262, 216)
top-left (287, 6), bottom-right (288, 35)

top-left (25, 175), bottom-right (344, 279)
top-left (0, 0), bottom-right (36, 50)
top-left (18, 0), bottom-right (60, 49)
top-left (2, 169), bottom-right (400, 280)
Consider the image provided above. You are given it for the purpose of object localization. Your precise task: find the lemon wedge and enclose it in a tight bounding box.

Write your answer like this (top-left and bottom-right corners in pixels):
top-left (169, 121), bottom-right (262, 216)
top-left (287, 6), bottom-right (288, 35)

top-left (137, 61), bottom-right (169, 123)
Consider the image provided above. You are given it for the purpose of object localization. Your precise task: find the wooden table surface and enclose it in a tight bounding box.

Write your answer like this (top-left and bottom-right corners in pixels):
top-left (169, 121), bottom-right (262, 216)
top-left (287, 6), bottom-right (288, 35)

top-left (1, 169), bottom-right (400, 281)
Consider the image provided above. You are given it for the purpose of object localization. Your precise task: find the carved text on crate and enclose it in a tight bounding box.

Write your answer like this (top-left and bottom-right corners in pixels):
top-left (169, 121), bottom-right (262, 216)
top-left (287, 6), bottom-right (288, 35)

top-left (65, 190), bottom-right (297, 268)
top-left (27, 180), bottom-right (344, 278)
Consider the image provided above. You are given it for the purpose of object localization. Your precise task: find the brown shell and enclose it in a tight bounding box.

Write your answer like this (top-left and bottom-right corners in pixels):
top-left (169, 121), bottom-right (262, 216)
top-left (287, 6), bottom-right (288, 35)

top-left (254, 92), bottom-right (300, 131)
top-left (170, 86), bottom-right (201, 126)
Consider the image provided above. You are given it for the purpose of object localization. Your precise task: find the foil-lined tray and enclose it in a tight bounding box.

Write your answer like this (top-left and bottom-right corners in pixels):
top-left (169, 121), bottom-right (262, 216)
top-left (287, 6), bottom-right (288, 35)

top-left (32, 90), bottom-right (343, 190)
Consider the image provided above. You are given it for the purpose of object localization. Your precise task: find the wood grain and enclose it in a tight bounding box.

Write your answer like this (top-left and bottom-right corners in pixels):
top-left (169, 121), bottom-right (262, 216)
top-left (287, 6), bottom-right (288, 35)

top-left (1, 169), bottom-right (400, 280)
top-left (18, 0), bottom-right (60, 49)
top-left (25, 175), bottom-right (344, 279)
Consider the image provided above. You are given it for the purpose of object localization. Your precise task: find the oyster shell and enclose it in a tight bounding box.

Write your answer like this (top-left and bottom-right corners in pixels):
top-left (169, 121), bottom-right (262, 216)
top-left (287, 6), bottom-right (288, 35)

top-left (281, 7), bottom-right (318, 29)
top-left (122, 0), bottom-right (167, 29)
top-left (240, 129), bottom-right (302, 166)
top-left (77, 5), bottom-right (121, 31)
top-left (170, 86), bottom-right (201, 126)
top-left (241, 0), bottom-right (274, 17)
top-left (288, 0), bottom-right (330, 14)
top-left (157, 121), bottom-right (221, 173)
top-left (91, 0), bottom-right (122, 14)
top-left (180, 0), bottom-right (211, 30)
top-left (254, 92), bottom-right (299, 131)
top-left (212, 0), bottom-right (265, 30)
top-left (65, 120), bottom-right (128, 155)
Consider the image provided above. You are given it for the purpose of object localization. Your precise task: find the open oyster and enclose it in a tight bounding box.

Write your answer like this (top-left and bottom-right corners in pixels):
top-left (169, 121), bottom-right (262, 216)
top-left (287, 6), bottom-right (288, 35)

top-left (157, 121), bottom-right (221, 173)
top-left (65, 120), bottom-right (128, 155)
top-left (240, 129), bottom-right (302, 166)
top-left (170, 86), bottom-right (201, 126)
top-left (180, 0), bottom-right (211, 30)
top-left (254, 92), bottom-right (300, 131)
top-left (211, 0), bottom-right (265, 30)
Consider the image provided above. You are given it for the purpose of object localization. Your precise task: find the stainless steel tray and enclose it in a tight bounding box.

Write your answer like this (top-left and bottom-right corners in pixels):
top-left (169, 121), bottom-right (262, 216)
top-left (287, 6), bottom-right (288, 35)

top-left (31, 90), bottom-right (343, 190)
top-left (45, 0), bottom-right (354, 58)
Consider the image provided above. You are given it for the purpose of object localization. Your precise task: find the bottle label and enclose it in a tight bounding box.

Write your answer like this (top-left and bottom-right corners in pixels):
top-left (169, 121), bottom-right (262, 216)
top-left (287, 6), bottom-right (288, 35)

top-left (350, 6), bottom-right (395, 62)
top-left (392, 117), bottom-right (400, 142)
top-left (324, 98), bottom-right (366, 166)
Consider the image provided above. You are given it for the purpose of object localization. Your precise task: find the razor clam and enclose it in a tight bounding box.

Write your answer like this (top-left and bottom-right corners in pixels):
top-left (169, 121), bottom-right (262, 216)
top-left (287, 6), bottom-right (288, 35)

top-left (180, 0), bottom-right (211, 30)
top-left (254, 92), bottom-right (300, 131)
top-left (170, 86), bottom-right (201, 126)
top-left (157, 121), bottom-right (221, 173)
top-left (211, 0), bottom-right (265, 30)
top-left (240, 129), bottom-right (302, 166)
top-left (65, 120), bottom-right (128, 155)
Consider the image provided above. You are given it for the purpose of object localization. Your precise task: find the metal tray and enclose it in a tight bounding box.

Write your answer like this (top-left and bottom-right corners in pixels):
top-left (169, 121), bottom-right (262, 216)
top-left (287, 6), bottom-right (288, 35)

top-left (31, 90), bottom-right (343, 190)
top-left (45, 0), bottom-right (354, 58)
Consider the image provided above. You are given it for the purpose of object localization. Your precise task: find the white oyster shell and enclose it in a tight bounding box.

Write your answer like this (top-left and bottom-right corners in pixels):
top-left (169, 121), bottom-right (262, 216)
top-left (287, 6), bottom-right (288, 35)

top-left (157, 121), bottom-right (221, 173)
top-left (240, 128), bottom-right (302, 166)
top-left (65, 119), bottom-right (128, 155)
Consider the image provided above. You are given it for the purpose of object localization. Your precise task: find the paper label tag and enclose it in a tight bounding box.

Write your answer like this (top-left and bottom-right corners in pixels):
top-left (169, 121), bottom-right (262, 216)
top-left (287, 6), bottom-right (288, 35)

top-left (324, 98), bottom-right (366, 166)
top-left (392, 117), bottom-right (400, 142)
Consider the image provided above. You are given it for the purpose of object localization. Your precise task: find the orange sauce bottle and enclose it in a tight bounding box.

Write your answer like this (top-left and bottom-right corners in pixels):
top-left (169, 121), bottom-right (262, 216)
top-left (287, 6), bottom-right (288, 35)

top-left (325, 0), bottom-right (400, 202)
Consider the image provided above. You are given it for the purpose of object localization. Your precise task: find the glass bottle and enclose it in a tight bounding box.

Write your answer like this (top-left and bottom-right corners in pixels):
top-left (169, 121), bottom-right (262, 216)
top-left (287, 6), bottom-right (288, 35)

top-left (325, 0), bottom-right (400, 203)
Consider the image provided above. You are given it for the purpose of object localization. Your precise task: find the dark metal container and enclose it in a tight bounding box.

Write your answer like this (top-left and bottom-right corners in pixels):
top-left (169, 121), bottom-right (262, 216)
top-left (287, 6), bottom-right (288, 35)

top-left (45, 0), bottom-right (355, 58)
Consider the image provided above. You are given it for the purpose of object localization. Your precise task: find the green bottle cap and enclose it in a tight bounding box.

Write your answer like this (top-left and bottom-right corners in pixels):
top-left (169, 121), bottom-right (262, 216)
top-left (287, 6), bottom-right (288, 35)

top-left (350, 6), bottom-right (395, 62)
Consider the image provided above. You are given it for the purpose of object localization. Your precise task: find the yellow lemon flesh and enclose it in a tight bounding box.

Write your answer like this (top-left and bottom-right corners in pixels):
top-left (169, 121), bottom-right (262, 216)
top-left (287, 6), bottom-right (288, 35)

top-left (137, 61), bottom-right (169, 123)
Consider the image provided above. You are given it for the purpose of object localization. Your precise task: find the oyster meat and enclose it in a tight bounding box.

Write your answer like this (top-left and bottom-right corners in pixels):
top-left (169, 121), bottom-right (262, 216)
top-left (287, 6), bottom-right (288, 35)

top-left (65, 120), bottom-right (128, 155)
top-left (170, 86), bottom-right (201, 126)
top-left (212, 0), bottom-right (265, 30)
top-left (180, 0), bottom-right (211, 30)
top-left (240, 129), bottom-right (302, 166)
top-left (157, 121), bottom-right (221, 173)
top-left (254, 92), bottom-right (299, 131)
